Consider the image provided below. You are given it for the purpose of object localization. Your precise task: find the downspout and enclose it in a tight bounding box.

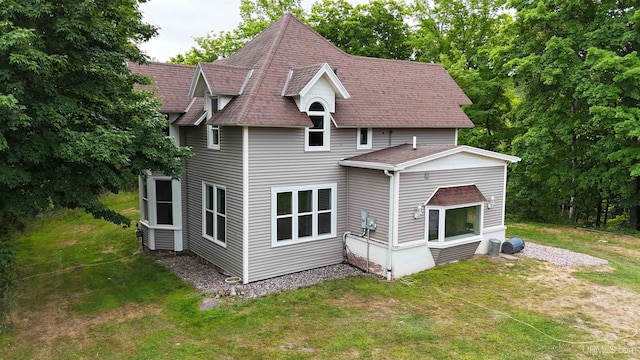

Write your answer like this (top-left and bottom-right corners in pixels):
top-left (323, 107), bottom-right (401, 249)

top-left (384, 169), bottom-right (394, 281)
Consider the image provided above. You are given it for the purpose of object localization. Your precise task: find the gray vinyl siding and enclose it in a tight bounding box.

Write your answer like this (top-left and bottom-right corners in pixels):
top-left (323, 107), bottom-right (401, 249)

top-left (247, 126), bottom-right (347, 282)
top-left (344, 168), bottom-right (390, 243)
top-left (429, 241), bottom-right (481, 265)
top-left (154, 229), bottom-right (174, 250)
top-left (371, 128), bottom-right (456, 148)
top-left (245, 126), bottom-right (459, 282)
top-left (142, 226), bottom-right (150, 248)
top-left (183, 125), bottom-right (244, 277)
top-left (397, 166), bottom-right (505, 244)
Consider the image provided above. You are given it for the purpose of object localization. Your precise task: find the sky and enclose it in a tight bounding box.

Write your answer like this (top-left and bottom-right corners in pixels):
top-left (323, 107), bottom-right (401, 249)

top-left (139, 0), bottom-right (370, 62)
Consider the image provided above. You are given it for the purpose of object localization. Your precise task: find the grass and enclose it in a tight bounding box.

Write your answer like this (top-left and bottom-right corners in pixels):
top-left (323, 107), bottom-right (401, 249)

top-left (0, 192), bottom-right (638, 359)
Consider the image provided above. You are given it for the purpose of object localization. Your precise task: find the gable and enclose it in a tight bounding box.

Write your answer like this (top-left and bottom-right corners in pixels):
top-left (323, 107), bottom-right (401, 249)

top-left (403, 152), bottom-right (511, 172)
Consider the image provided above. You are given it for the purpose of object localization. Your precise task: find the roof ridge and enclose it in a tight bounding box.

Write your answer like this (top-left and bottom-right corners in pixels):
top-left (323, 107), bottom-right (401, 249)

top-left (234, 13), bottom-right (293, 122)
top-left (201, 62), bottom-right (252, 70)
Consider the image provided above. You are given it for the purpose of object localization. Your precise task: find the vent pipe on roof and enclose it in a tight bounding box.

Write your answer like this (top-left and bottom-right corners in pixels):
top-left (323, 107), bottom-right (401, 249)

top-left (412, 136), bottom-right (417, 150)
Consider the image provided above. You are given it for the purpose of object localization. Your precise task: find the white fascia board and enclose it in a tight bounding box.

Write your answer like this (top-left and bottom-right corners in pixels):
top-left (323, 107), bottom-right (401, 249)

top-left (338, 159), bottom-right (395, 171)
top-left (188, 64), bottom-right (212, 98)
top-left (396, 145), bottom-right (521, 171)
top-left (193, 112), bottom-right (207, 126)
top-left (299, 63), bottom-right (350, 100)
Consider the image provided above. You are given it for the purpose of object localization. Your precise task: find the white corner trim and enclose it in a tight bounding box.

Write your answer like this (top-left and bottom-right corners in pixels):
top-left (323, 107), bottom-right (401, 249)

top-left (242, 126), bottom-right (249, 284)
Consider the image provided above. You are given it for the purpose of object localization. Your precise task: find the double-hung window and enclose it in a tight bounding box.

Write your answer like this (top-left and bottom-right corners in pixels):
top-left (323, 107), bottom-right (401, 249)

top-left (357, 128), bottom-right (372, 150)
top-left (305, 102), bottom-right (330, 151)
top-left (155, 180), bottom-right (173, 225)
top-left (426, 204), bottom-right (482, 244)
top-left (203, 183), bottom-right (226, 246)
top-left (271, 183), bottom-right (336, 246)
top-left (139, 175), bottom-right (176, 226)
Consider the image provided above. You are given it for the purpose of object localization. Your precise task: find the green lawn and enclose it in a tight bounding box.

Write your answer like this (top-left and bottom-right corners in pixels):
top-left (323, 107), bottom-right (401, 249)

top-left (1, 191), bottom-right (638, 359)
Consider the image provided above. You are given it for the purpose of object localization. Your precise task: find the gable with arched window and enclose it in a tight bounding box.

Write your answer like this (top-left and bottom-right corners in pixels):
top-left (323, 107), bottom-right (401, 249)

top-left (305, 101), bottom-right (330, 151)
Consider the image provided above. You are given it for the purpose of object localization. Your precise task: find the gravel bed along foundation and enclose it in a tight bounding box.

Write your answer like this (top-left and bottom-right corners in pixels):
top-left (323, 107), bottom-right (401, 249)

top-left (157, 241), bottom-right (607, 300)
top-left (518, 242), bottom-right (608, 267)
top-left (156, 255), bottom-right (363, 298)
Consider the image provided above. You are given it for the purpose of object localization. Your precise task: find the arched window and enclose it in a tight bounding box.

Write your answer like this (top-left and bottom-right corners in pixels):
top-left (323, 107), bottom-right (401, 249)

top-left (305, 101), bottom-right (330, 151)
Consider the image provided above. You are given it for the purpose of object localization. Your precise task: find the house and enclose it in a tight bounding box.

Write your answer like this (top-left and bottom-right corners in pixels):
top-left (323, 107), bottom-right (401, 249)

top-left (130, 13), bottom-right (520, 283)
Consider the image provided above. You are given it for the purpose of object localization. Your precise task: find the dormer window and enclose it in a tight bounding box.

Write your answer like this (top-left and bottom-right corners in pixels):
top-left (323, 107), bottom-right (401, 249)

top-left (305, 101), bottom-right (330, 151)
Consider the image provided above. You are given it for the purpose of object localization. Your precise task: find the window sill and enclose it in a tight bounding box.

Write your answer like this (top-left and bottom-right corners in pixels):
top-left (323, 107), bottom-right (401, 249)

top-left (304, 147), bottom-right (330, 152)
top-left (426, 235), bottom-right (482, 249)
top-left (139, 222), bottom-right (182, 231)
top-left (271, 233), bottom-right (335, 248)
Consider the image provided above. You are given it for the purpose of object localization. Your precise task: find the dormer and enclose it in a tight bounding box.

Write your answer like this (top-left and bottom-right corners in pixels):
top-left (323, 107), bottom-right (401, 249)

top-left (189, 62), bottom-right (254, 118)
top-left (282, 63), bottom-right (350, 113)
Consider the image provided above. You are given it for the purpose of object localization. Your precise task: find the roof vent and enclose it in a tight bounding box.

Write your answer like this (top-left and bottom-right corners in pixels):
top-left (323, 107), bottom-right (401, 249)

top-left (412, 136), bottom-right (417, 150)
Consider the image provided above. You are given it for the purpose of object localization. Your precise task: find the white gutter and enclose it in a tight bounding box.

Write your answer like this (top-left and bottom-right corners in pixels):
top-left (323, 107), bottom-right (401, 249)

top-left (384, 169), bottom-right (394, 281)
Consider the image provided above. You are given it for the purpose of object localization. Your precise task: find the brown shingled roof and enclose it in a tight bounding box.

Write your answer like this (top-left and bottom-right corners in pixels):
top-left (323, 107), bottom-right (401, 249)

top-left (197, 63), bottom-right (253, 95)
top-left (202, 13), bottom-right (473, 129)
top-left (173, 97), bottom-right (205, 126)
top-left (344, 144), bottom-right (457, 166)
top-left (426, 185), bottom-right (487, 206)
top-left (283, 64), bottom-right (324, 96)
top-left (128, 62), bottom-right (196, 113)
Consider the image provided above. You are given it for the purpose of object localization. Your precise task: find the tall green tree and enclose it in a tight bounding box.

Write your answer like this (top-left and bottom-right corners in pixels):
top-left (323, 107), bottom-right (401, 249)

top-left (410, 0), bottom-right (515, 151)
top-left (500, 0), bottom-right (640, 227)
top-left (0, 0), bottom-right (190, 227)
top-left (309, 0), bottom-right (413, 60)
top-left (170, 0), bottom-right (304, 64)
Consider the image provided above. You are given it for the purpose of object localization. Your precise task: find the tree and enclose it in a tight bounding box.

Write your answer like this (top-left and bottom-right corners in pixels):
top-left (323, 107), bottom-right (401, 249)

top-left (170, 0), bottom-right (305, 64)
top-left (309, 0), bottom-right (413, 60)
top-left (410, 0), bottom-right (515, 151)
top-left (0, 0), bottom-right (190, 227)
top-left (499, 0), bottom-right (640, 227)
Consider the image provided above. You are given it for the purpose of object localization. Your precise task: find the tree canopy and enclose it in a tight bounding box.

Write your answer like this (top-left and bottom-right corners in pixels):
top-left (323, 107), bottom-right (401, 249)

top-left (0, 0), bottom-right (190, 227)
top-left (500, 0), bottom-right (640, 227)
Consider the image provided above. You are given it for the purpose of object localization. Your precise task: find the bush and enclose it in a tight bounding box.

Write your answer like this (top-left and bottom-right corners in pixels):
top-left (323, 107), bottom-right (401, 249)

top-left (606, 213), bottom-right (630, 231)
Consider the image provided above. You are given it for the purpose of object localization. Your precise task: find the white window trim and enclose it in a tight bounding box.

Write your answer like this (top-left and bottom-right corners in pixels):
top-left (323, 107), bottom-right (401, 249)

top-left (304, 100), bottom-right (330, 152)
top-left (202, 182), bottom-right (227, 248)
top-left (207, 125), bottom-right (220, 150)
top-left (424, 202), bottom-right (484, 247)
top-left (139, 174), bottom-right (180, 229)
top-left (139, 175), bottom-right (149, 222)
top-left (271, 183), bottom-right (337, 247)
top-left (356, 127), bottom-right (372, 150)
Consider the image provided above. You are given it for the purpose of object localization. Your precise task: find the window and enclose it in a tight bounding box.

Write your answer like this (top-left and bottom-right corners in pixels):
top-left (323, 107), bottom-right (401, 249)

top-left (271, 184), bottom-right (336, 246)
top-left (357, 128), bottom-right (372, 150)
top-left (139, 176), bottom-right (179, 227)
top-left (305, 102), bottom-right (330, 151)
top-left (426, 204), bottom-right (482, 244)
top-left (155, 180), bottom-right (173, 225)
top-left (207, 125), bottom-right (220, 150)
top-left (203, 183), bottom-right (226, 245)
top-left (141, 176), bottom-right (149, 221)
